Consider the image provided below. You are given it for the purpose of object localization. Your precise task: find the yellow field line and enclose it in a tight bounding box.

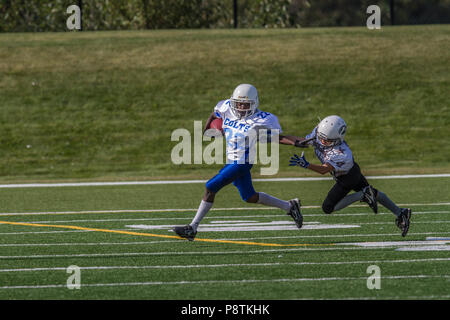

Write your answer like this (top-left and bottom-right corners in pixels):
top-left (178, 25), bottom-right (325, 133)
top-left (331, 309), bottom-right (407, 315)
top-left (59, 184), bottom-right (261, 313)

top-left (0, 220), bottom-right (333, 247)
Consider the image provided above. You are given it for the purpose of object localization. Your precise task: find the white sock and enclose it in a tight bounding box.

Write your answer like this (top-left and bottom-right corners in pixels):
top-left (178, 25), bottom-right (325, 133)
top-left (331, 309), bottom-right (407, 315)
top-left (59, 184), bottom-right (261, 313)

top-left (190, 200), bottom-right (213, 232)
top-left (257, 192), bottom-right (291, 212)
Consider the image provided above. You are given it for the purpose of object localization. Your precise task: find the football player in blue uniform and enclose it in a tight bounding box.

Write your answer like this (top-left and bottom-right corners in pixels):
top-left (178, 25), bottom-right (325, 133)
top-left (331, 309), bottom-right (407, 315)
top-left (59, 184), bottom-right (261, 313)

top-left (173, 84), bottom-right (303, 241)
top-left (289, 115), bottom-right (412, 237)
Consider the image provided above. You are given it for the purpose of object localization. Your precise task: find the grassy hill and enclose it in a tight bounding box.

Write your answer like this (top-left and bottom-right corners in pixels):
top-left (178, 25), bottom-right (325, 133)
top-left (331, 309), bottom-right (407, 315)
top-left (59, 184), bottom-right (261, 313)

top-left (0, 25), bottom-right (449, 182)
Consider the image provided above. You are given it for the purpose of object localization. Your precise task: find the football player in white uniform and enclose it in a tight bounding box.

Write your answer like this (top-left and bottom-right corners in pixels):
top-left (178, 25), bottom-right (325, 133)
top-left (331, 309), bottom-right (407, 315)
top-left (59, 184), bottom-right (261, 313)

top-left (289, 115), bottom-right (412, 237)
top-left (173, 84), bottom-right (303, 241)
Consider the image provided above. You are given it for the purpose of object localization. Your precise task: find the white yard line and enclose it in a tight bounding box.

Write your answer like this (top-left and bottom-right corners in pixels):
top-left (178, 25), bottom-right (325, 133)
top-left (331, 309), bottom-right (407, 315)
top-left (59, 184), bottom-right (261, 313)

top-left (397, 246), bottom-right (450, 251)
top-left (10, 210), bottom-right (450, 224)
top-left (358, 221), bottom-right (450, 225)
top-left (0, 210), bottom-right (449, 236)
top-left (2, 231), bottom-right (450, 244)
top-left (0, 230), bottom-right (94, 235)
top-left (1, 173), bottom-right (449, 188)
top-left (0, 274), bottom-right (449, 289)
top-left (0, 241), bottom-right (175, 247)
top-left (0, 203), bottom-right (449, 217)
top-left (2, 231), bottom-right (450, 245)
top-left (0, 245), bottom-right (437, 259)
top-left (0, 207), bottom-right (274, 217)
top-left (0, 258), bottom-right (448, 273)
top-left (0, 221), bottom-right (447, 237)
top-left (5, 220), bottom-right (447, 230)
top-left (225, 231), bottom-right (450, 241)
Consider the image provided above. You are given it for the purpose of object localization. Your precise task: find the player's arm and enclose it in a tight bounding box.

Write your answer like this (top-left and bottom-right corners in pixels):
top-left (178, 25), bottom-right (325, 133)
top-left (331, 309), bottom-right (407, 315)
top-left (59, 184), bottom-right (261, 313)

top-left (279, 135), bottom-right (302, 145)
top-left (203, 112), bottom-right (218, 134)
top-left (307, 162), bottom-right (334, 175)
top-left (279, 135), bottom-right (311, 147)
top-left (289, 152), bottom-right (334, 175)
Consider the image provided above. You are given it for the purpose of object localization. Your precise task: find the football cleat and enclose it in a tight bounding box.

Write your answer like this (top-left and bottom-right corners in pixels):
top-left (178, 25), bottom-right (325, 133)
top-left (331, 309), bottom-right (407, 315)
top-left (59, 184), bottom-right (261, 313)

top-left (173, 225), bottom-right (197, 241)
top-left (287, 198), bottom-right (303, 229)
top-left (361, 185), bottom-right (378, 214)
top-left (395, 208), bottom-right (412, 237)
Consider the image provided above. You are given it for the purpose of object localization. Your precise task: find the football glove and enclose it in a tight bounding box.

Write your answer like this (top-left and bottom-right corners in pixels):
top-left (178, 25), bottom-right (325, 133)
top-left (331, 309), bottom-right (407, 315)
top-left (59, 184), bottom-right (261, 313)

top-left (289, 152), bottom-right (310, 169)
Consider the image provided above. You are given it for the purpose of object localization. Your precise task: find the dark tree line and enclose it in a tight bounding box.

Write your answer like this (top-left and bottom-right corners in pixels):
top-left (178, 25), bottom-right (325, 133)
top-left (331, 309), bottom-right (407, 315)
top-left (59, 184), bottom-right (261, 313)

top-left (0, 0), bottom-right (449, 32)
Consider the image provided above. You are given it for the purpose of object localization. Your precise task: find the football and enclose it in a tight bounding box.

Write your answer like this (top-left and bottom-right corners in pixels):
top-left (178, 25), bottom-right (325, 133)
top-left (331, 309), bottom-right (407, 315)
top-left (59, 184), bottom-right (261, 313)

top-left (210, 118), bottom-right (223, 131)
top-left (204, 118), bottom-right (223, 137)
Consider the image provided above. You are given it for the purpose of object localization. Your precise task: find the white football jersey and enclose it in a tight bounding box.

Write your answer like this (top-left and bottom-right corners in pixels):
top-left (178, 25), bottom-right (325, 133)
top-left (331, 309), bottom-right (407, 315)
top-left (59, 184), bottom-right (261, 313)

top-left (305, 127), bottom-right (354, 176)
top-left (214, 99), bottom-right (282, 163)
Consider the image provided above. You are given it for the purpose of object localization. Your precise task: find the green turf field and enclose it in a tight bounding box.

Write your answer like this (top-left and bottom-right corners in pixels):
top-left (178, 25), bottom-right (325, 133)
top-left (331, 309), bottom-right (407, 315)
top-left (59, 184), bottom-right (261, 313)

top-left (1, 24), bottom-right (449, 302)
top-left (0, 25), bottom-right (449, 182)
top-left (0, 176), bottom-right (448, 299)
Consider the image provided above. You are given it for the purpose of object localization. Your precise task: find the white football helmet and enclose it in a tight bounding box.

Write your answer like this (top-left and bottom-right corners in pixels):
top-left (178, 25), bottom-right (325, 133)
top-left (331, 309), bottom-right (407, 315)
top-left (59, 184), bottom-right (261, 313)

top-left (230, 84), bottom-right (259, 119)
top-left (316, 115), bottom-right (347, 147)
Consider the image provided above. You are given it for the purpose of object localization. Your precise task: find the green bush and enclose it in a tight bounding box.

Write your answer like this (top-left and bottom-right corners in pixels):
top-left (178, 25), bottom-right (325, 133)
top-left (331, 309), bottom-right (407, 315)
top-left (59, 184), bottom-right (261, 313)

top-left (1, 0), bottom-right (449, 32)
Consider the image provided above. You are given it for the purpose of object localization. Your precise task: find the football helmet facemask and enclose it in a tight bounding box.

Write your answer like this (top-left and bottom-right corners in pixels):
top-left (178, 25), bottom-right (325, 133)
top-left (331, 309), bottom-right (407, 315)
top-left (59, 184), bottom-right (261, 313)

top-left (230, 84), bottom-right (259, 119)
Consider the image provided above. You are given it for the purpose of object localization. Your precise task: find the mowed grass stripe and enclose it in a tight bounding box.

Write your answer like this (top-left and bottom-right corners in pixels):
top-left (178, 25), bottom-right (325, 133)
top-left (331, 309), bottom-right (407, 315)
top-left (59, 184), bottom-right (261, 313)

top-left (2, 220), bottom-right (446, 229)
top-left (0, 246), bottom-right (425, 260)
top-left (3, 231), bottom-right (450, 246)
top-left (0, 208), bottom-right (448, 239)
top-left (1, 227), bottom-right (450, 237)
top-left (0, 202), bottom-right (449, 217)
top-left (0, 231), bottom-right (448, 246)
top-left (0, 241), bottom-right (176, 247)
top-left (0, 220), bottom-right (335, 248)
top-left (10, 211), bottom-right (450, 224)
top-left (1, 258), bottom-right (449, 273)
top-left (0, 230), bottom-right (94, 235)
top-left (1, 174), bottom-right (448, 188)
top-left (0, 211), bottom-right (448, 243)
top-left (1, 275), bottom-right (449, 290)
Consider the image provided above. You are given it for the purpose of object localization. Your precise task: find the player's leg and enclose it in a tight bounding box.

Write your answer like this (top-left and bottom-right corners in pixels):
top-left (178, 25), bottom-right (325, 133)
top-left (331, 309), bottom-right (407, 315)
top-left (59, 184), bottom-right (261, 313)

top-left (352, 165), bottom-right (412, 236)
top-left (192, 164), bottom-right (241, 228)
top-left (322, 182), bottom-right (352, 214)
top-left (233, 171), bottom-right (288, 210)
top-left (365, 187), bottom-right (412, 236)
top-left (233, 170), bottom-right (303, 228)
top-left (327, 175), bottom-right (409, 217)
top-left (349, 164), bottom-right (404, 216)
top-left (343, 165), bottom-right (378, 214)
top-left (334, 185), bottom-right (396, 214)
top-left (173, 187), bottom-right (217, 241)
top-left (323, 163), bottom-right (367, 213)
top-left (362, 186), bottom-right (412, 236)
top-left (332, 191), bottom-right (363, 212)
top-left (189, 188), bottom-right (215, 232)
top-left (173, 164), bottom-right (238, 240)
top-left (328, 163), bottom-right (378, 213)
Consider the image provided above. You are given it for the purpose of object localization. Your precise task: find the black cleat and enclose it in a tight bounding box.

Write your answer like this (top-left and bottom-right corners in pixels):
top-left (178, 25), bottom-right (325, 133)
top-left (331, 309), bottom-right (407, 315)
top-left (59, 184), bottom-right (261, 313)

top-left (362, 185), bottom-right (378, 214)
top-left (395, 208), bottom-right (412, 237)
top-left (287, 198), bottom-right (303, 229)
top-left (173, 225), bottom-right (197, 241)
